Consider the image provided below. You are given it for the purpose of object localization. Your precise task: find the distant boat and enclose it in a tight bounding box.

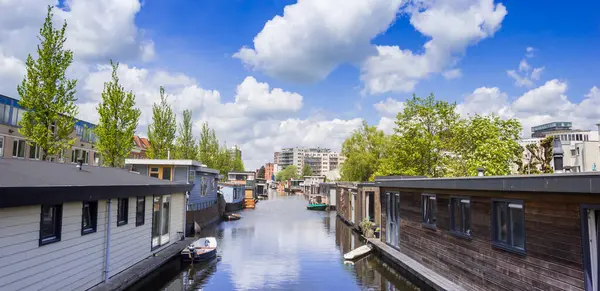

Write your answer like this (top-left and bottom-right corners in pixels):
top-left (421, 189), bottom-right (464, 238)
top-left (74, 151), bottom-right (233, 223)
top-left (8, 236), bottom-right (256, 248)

top-left (223, 212), bottom-right (241, 221)
top-left (343, 245), bottom-right (372, 261)
top-left (181, 237), bottom-right (218, 262)
top-left (306, 203), bottom-right (328, 211)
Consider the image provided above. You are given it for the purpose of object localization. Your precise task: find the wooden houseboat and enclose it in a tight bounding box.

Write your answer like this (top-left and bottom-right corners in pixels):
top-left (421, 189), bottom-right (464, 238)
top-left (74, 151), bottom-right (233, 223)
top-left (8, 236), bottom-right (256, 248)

top-left (336, 182), bottom-right (359, 229)
top-left (220, 183), bottom-right (245, 211)
top-left (319, 182), bottom-right (338, 210)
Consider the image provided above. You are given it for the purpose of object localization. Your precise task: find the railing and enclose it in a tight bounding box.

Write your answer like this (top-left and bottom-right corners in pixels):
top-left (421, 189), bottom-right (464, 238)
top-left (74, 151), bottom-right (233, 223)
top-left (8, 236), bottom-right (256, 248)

top-left (187, 200), bottom-right (217, 211)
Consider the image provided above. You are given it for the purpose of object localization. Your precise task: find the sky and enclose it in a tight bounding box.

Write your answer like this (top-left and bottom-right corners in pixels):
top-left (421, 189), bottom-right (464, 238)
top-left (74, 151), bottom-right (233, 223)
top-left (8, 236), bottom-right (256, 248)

top-left (0, 0), bottom-right (598, 170)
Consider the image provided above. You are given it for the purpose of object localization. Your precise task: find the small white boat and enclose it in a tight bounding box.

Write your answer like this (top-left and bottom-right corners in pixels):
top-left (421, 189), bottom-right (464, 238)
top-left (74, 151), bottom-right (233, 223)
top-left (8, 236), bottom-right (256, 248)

top-left (343, 245), bottom-right (372, 260)
top-left (181, 237), bottom-right (217, 262)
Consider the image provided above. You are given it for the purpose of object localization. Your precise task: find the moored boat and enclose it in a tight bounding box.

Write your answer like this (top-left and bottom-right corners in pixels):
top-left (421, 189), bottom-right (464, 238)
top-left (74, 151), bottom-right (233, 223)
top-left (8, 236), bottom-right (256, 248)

top-left (306, 203), bottom-right (328, 211)
top-left (222, 212), bottom-right (241, 221)
top-left (181, 237), bottom-right (218, 262)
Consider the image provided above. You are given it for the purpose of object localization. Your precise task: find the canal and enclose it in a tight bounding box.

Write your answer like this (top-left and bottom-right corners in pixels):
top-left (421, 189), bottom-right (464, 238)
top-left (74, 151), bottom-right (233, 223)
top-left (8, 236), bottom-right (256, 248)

top-left (127, 191), bottom-right (419, 291)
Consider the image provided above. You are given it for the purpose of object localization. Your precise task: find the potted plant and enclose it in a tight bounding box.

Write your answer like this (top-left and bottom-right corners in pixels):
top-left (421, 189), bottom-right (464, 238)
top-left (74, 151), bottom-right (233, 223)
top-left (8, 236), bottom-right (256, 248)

top-left (359, 218), bottom-right (374, 238)
top-left (374, 227), bottom-right (380, 239)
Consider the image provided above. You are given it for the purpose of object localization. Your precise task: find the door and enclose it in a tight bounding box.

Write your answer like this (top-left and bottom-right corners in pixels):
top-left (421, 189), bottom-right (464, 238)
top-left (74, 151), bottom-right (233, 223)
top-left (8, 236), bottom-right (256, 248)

top-left (584, 208), bottom-right (600, 291)
top-left (386, 192), bottom-right (399, 248)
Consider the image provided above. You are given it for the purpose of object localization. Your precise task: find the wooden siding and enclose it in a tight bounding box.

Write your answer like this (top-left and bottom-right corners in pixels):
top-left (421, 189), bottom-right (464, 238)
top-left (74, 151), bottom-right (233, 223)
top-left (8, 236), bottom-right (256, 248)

top-left (0, 193), bottom-right (186, 291)
top-left (380, 187), bottom-right (586, 291)
top-left (174, 166), bottom-right (188, 183)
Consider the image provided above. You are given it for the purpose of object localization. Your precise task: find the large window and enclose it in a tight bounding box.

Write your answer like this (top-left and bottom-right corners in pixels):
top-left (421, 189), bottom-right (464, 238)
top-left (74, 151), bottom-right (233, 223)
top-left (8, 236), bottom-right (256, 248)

top-left (71, 149), bottom-right (89, 164)
top-left (40, 205), bottom-right (62, 246)
top-left (149, 166), bottom-right (172, 180)
top-left (81, 201), bottom-right (98, 235)
top-left (117, 198), bottom-right (129, 226)
top-left (421, 194), bottom-right (437, 228)
top-left (29, 142), bottom-right (41, 160)
top-left (10, 108), bottom-right (25, 126)
top-left (492, 200), bottom-right (525, 254)
top-left (12, 139), bottom-right (25, 158)
top-left (136, 196), bottom-right (145, 226)
top-left (0, 104), bottom-right (9, 124)
top-left (450, 197), bottom-right (471, 238)
top-left (151, 195), bottom-right (171, 249)
top-left (201, 177), bottom-right (208, 197)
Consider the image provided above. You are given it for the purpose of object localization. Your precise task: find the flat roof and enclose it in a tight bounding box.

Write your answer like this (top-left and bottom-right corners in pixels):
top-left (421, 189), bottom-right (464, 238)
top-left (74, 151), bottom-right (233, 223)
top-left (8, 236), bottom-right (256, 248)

top-left (375, 172), bottom-right (600, 194)
top-left (0, 159), bottom-right (192, 208)
top-left (228, 171), bottom-right (255, 175)
top-left (124, 159), bottom-right (219, 174)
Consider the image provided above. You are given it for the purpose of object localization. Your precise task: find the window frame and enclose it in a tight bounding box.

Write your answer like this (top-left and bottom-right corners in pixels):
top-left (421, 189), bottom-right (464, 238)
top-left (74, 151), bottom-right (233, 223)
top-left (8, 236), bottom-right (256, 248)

top-left (29, 142), bottom-right (41, 160)
top-left (136, 196), bottom-right (145, 226)
top-left (81, 201), bottom-right (98, 235)
top-left (449, 196), bottom-right (472, 239)
top-left (117, 197), bottom-right (129, 226)
top-left (491, 198), bottom-right (526, 255)
top-left (421, 193), bottom-right (437, 230)
top-left (12, 139), bottom-right (26, 158)
top-left (39, 204), bottom-right (63, 246)
top-left (0, 135), bottom-right (4, 157)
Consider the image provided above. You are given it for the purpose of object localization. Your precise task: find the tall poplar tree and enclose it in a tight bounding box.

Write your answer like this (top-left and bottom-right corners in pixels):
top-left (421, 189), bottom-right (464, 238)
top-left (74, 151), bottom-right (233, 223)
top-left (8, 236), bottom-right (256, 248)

top-left (147, 87), bottom-right (176, 159)
top-left (95, 60), bottom-right (141, 167)
top-left (174, 109), bottom-right (196, 159)
top-left (17, 6), bottom-right (78, 160)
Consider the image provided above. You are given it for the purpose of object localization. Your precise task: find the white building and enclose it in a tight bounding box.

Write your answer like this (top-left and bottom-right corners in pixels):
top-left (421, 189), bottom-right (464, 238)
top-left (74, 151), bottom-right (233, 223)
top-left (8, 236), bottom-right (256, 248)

top-left (275, 147), bottom-right (345, 176)
top-left (0, 159), bottom-right (191, 291)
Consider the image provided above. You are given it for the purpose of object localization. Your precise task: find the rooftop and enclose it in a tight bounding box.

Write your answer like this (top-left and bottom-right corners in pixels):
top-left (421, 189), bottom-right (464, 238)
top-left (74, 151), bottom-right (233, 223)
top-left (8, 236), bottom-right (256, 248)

top-left (1, 158), bottom-right (192, 208)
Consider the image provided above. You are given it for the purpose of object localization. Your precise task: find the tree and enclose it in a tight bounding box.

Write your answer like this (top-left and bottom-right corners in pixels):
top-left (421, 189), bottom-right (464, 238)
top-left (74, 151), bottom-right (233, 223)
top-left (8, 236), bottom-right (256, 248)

top-left (340, 120), bottom-right (388, 181)
top-left (94, 60), bottom-right (141, 167)
top-left (301, 163), bottom-right (313, 177)
top-left (197, 122), bottom-right (219, 167)
top-left (276, 165), bottom-right (298, 181)
top-left (377, 93), bottom-right (461, 177)
top-left (147, 87), bottom-right (176, 159)
top-left (174, 109), bottom-right (196, 159)
top-left (232, 149), bottom-right (245, 172)
top-left (257, 166), bottom-right (266, 179)
top-left (523, 136), bottom-right (554, 174)
top-left (17, 6), bottom-right (78, 160)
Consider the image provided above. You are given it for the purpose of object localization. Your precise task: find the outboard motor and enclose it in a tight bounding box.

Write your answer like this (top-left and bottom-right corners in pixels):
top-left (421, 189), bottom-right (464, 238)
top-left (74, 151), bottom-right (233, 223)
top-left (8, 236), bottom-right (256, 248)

top-left (187, 245), bottom-right (197, 261)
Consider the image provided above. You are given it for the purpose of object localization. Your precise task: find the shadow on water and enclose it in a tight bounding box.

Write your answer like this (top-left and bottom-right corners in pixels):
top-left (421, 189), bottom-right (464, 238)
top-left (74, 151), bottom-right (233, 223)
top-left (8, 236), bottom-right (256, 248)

top-left (127, 192), bottom-right (419, 291)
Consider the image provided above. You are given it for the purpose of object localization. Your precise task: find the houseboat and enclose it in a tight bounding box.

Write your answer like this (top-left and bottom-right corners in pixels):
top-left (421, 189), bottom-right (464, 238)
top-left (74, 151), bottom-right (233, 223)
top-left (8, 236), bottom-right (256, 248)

top-left (220, 183), bottom-right (245, 211)
top-left (303, 176), bottom-right (325, 195)
top-left (319, 182), bottom-right (337, 210)
top-left (0, 158), bottom-right (192, 290)
top-left (256, 178), bottom-right (267, 197)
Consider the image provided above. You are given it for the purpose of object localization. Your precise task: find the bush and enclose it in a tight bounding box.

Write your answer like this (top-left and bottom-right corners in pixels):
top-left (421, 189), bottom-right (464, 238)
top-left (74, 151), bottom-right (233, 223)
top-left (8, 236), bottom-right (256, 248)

top-left (359, 218), bottom-right (374, 238)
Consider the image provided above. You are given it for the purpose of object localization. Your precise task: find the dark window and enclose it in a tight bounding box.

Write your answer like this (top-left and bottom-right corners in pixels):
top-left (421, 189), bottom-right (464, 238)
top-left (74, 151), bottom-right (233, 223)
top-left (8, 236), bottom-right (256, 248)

top-left (136, 196), bottom-right (145, 226)
top-left (40, 205), bottom-right (62, 246)
top-left (450, 197), bottom-right (471, 238)
top-left (117, 198), bottom-right (129, 226)
top-left (492, 200), bottom-right (525, 254)
top-left (421, 194), bottom-right (436, 228)
top-left (162, 167), bottom-right (171, 181)
top-left (81, 201), bottom-right (98, 235)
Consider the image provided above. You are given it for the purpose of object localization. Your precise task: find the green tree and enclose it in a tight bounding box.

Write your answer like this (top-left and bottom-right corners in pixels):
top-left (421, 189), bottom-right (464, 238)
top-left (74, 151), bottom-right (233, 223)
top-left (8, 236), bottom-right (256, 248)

top-left (197, 122), bottom-right (219, 166)
top-left (232, 148), bottom-right (245, 172)
top-left (257, 166), bottom-right (266, 179)
top-left (377, 93), bottom-right (460, 177)
top-left (174, 109), bottom-right (196, 159)
top-left (276, 165), bottom-right (298, 181)
top-left (94, 60), bottom-right (141, 167)
top-left (17, 6), bottom-right (78, 160)
top-left (523, 136), bottom-right (554, 174)
top-left (214, 143), bottom-right (233, 174)
top-left (301, 163), bottom-right (313, 177)
top-left (340, 121), bottom-right (388, 181)
top-left (147, 87), bottom-right (176, 159)
top-left (452, 114), bottom-right (522, 176)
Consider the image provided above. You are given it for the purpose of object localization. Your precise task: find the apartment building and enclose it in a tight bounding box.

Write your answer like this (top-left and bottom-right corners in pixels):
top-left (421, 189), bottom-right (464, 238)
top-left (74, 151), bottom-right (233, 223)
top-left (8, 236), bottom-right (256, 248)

top-left (0, 94), bottom-right (100, 165)
top-left (274, 147), bottom-right (345, 176)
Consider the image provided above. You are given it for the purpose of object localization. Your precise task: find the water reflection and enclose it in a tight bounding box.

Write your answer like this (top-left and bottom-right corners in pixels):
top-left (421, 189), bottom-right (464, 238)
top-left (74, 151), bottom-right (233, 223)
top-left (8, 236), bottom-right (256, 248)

top-left (129, 191), bottom-right (419, 291)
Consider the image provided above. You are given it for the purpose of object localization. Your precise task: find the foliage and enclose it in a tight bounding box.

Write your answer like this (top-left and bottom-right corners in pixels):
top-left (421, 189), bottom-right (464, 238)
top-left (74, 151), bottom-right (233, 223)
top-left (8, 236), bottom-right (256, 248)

top-left (376, 93), bottom-right (460, 177)
top-left (196, 122), bottom-right (241, 175)
top-left (231, 147), bottom-right (245, 172)
top-left (359, 218), bottom-right (374, 238)
top-left (276, 165), bottom-right (299, 181)
top-left (340, 120), bottom-right (388, 181)
top-left (301, 163), bottom-right (313, 177)
top-left (523, 136), bottom-right (554, 174)
top-left (257, 166), bottom-right (265, 179)
top-left (94, 60), bottom-right (141, 167)
top-left (174, 109), bottom-right (196, 159)
top-left (17, 6), bottom-right (78, 160)
top-left (147, 87), bottom-right (176, 159)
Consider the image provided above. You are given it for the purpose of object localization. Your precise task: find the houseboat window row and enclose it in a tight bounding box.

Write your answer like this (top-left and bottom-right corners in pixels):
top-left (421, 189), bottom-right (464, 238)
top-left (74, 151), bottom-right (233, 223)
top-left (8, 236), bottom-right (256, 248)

top-left (117, 198), bottom-right (129, 226)
top-left (450, 197), bottom-right (471, 238)
top-left (151, 195), bottom-right (171, 250)
top-left (81, 201), bottom-right (98, 235)
top-left (421, 194), bottom-right (437, 228)
top-left (136, 196), bottom-right (145, 226)
top-left (39, 204), bottom-right (62, 246)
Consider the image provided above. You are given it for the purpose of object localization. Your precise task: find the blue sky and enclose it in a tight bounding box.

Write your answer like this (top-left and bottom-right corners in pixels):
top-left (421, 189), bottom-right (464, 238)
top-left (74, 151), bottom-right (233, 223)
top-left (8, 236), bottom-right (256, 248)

top-left (0, 0), bottom-right (598, 168)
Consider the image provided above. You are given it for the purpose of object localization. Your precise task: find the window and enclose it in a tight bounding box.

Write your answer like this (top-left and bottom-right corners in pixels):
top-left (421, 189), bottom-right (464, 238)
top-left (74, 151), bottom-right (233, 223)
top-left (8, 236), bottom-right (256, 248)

top-left (81, 201), bottom-right (98, 235)
top-left (150, 167), bottom-right (160, 178)
top-left (11, 108), bottom-right (24, 126)
top-left (149, 166), bottom-right (172, 180)
top-left (136, 196), bottom-right (145, 226)
top-left (71, 149), bottom-right (90, 164)
top-left (201, 177), bottom-right (208, 197)
top-left (0, 136), bottom-right (3, 157)
top-left (450, 197), bottom-right (471, 238)
top-left (421, 194), bottom-right (437, 228)
top-left (162, 167), bottom-right (171, 181)
top-left (12, 139), bottom-right (25, 158)
top-left (40, 205), bottom-right (62, 246)
top-left (117, 198), bottom-right (129, 226)
top-left (151, 195), bottom-right (171, 249)
top-left (189, 170), bottom-right (196, 184)
top-left (0, 104), bottom-right (9, 124)
top-left (492, 200), bottom-right (525, 254)
top-left (29, 142), bottom-right (41, 160)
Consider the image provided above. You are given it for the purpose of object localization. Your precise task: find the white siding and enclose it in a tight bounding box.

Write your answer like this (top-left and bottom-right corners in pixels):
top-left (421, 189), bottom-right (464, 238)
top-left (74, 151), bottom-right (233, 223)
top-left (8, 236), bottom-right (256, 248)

top-left (0, 192), bottom-right (186, 291)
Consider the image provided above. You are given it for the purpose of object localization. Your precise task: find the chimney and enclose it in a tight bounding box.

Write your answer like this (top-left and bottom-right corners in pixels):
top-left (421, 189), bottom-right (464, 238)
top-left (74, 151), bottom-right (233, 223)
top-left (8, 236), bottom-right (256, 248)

top-left (552, 137), bottom-right (564, 173)
top-left (476, 167), bottom-right (485, 176)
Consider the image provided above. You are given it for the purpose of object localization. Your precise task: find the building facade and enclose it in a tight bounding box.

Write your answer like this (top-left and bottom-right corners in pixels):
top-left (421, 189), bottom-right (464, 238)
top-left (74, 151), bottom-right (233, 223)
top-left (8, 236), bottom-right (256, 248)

top-left (0, 94), bottom-right (100, 166)
top-left (129, 135), bottom-right (150, 159)
top-left (275, 147), bottom-right (345, 176)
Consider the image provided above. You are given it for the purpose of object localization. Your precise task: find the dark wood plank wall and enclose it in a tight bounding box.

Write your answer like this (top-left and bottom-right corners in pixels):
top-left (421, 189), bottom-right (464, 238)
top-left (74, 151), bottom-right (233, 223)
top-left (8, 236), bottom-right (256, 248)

top-left (336, 187), bottom-right (353, 223)
top-left (378, 187), bottom-right (586, 291)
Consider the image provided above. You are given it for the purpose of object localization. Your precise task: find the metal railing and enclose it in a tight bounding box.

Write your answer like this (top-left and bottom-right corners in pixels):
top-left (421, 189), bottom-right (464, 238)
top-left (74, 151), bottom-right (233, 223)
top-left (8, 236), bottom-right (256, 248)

top-left (187, 200), bottom-right (217, 211)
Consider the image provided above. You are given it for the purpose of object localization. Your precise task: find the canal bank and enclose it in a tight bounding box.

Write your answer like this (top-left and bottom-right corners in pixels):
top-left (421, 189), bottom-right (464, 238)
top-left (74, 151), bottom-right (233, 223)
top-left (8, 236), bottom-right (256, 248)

top-left (126, 191), bottom-right (420, 291)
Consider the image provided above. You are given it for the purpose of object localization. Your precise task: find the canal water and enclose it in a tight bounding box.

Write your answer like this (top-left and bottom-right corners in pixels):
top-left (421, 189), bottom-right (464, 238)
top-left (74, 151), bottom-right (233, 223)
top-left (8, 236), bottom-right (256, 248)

top-left (127, 191), bottom-right (419, 291)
